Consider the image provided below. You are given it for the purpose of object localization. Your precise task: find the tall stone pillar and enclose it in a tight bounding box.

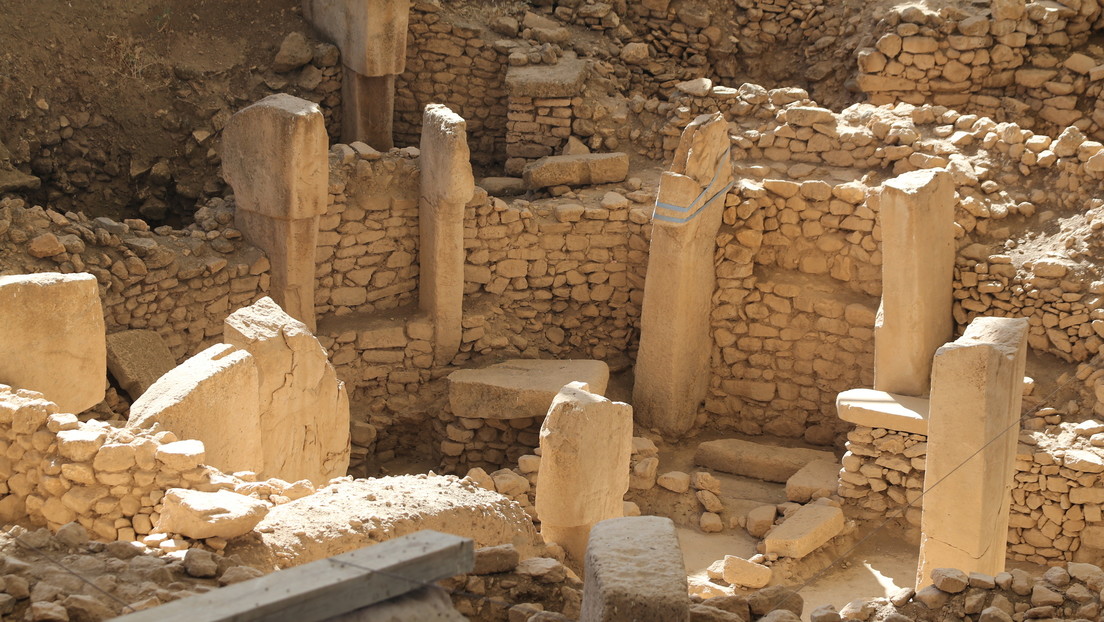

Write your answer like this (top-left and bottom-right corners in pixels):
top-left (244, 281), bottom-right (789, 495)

top-left (222, 94), bottom-right (328, 331)
top-left (535, 382), bottom-right (633, 562)
top-left (874, 169), bottom-right (955, 397)
top-left (304, 0), bottom-right (411, 149)
top-left (419, 104), bottom-right (475, 366)
top-left (917, 317), bottom-right (1028, 587)
top-left (633, 112), bottom-right (731, 437)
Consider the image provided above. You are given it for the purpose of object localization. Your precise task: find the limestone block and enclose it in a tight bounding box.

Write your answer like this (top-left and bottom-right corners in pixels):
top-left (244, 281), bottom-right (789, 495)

top-left (722, 555), bottom-right (772, 588)
top-left (523, 153), bottom-right (630, 189)
top-left (127, 344), bottom-right (263, 475)
top-left (835, 389), bottom-right (929, 435)
top-left (506, 54), bottom-right (589, 98)
top-left (581, 516), bottom-right (689, 622)
top-left (536, 382), bottom-right (633, 561)
top-left (918, 317), bottom-right (1028, 586)
top-left (874, 169), bottom-right (955, 397)
top-left (224, 297), bottom-right (350, 485)
top-left (448, 359), bottom-right (609, 420)
top-left (419, 104), bottom-right (475, 366)
top-left (763, 504), bottom-right (844, 559)
top-left (106, 330), bottom-right (177, 401)
top-left (158, 488), bottom-right (269, 540)
top-left (222, 94), bottom-right (328, 221)
top-left (302, 0), bottom-right (411, 77)
top-left (785, 460), bottom-right (841, 503)
top-left (0, 273), bottom-right (105, 414)
top-left (695, 438), bottom-right (837, 483)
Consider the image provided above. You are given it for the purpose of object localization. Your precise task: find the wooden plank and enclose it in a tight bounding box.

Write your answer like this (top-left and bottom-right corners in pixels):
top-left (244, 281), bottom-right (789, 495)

top-left (113, 530), bottom-right (474, 622)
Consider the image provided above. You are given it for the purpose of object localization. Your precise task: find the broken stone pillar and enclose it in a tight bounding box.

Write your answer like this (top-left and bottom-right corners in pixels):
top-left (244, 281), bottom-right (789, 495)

top-left (633, 112), bottom-right (731, 436)
top-left (419, 104), bottom-right (475, 366)
top-left (127, 344), bottom-right (263, 475)
top-left (874, 169), bottom-right (955, 397)
top-left (581, 516), bottom-right (689, 622)
top-left (222, 94), bottom-right (328, 331)
top-left (224, 296), bottom-right (351, 486)
top-left (0, 273), bottom-right (105, 414)
top-left (917, 317), bottom-right (1029, 587)
top-left (535, 382), bottom-right (633, 562)
top-left (303, 0), bottom-right (411, 148)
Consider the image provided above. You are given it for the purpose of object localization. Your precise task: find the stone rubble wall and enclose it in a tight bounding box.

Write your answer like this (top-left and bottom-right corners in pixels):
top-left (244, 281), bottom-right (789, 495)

top-left (0, 196), bottom-right (270, 364)
top-left (394, 3), bottom-right (509, 166)
top-left (505, 96), bottom-right (577, 174)
top-left (839, 424), bottom-right (1104, 567)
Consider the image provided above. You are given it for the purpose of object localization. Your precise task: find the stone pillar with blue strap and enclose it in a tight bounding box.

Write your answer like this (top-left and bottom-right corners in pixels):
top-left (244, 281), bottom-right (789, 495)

top-left (633, 112), bottom-right (732, 437)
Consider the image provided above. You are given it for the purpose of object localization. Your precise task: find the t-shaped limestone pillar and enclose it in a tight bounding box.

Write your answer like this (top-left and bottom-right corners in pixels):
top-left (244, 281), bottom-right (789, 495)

top-left (917, 317), bottom-right (1028, 587)
top-left (535, 382), bottom-right (633, 563)
top-left (222, 94), bottom-right (328, 331)
top-left (874, 169), bottom-right (955, 397)
top-left (303, 0), bottom-right (411, 149)
top-left (633, 112), bottom-right (732, 436)
top-left (419, 104), bottom-right (475, 366)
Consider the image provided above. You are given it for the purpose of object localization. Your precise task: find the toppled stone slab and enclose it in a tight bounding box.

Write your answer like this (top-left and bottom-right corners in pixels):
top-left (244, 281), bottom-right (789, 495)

top-left (522, 153), bottom-right (629, 189)
top-left (158, 488), bottom-right (269, 540)
top-left (127, 344), bottom-right (262, 475)
top-left (0, 272), bottom-right (105, 414)
top-left (785, 460), bottom-right (840, 503)
top-left (448, 359), bottom-right (609, 420)
top-left (225, 475), bottom-right (542, 570)
top-left (106, 330), bottom-right (177, 401)
top-left (506, 54), bottom-right (588, 98)
top-left (763, 503), bottom-right (844, 559)
top-left (836, 388), bottom-right (929, 435)
top-left (695, 439), bottom-right (837, 483)
top-left (478, 176), bottom-right (527, 196)
top-left (581, 516), bottom-right (689, 622)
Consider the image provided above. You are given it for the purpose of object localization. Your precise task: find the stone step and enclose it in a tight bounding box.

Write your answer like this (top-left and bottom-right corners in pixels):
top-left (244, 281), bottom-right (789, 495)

top-left (785, 459), bottom-right (841, 503)
top-left (763, 503), bottom-right (845, 559)
top-left (694, 438), bottom-right (837, 483)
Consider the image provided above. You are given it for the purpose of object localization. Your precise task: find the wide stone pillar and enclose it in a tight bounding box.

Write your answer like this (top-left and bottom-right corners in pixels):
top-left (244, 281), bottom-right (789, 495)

top-left (222, 94), bottom-right (328, 331)
top-left (304, 0), bottom-right (411, 149)
top-left (917, 317), bottom-right (1028, 587)
top-left (419, 104), bottom-right (474, 366)
top-left (874, 169), bottom-right (955, 397)
top-left (633, 112), bottom-right (731, 436)
top-left (535, 382), bottom-right (633, 562)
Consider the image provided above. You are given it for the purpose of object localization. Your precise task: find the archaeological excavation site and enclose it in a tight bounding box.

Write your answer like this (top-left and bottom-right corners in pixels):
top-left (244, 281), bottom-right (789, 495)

top-left (11, 0), bottom-right (1104, 620)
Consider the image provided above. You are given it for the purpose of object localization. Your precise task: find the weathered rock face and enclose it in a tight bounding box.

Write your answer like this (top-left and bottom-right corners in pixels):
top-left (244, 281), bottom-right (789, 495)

top-left (158, 488), bottom-right (269, 540)
top-left (0, 272), bottom-right (105, 414)
top-left (127, 344), bottom-right (263, 475)
top-left (106, 329), bottom-right (178, 401)
top-left (223, 296), bottom-right (350, 485)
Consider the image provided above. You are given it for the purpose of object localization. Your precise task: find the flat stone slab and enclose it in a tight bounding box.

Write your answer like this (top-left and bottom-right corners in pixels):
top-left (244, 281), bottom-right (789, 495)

top-left (448, 359), bottom-right (609, 420)
top-left (506, 53), bottom-right (588, 98)
top-left (581, 516), bottom-right (689, 622)
top-left (836, 388), bottom-right (929, 435)
top-left (695, 438), bottom-right (837, 483)
top-left (106, 330), bottom-right (177, 401)
top-left (785, 459), bottom-right (840, 503)
top-left (523, 153), bottom-right (629, 189)
top-left (763, 503), bottom-right (845, 559)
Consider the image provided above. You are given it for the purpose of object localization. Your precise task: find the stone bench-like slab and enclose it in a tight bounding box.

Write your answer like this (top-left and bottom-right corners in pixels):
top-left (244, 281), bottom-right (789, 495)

top-left (763, 503), bottom-right (844, 559)
top-left (836, 388), bottom-right (929, 435)
top-left (523, 153), bottom-right (629, 189)
top-left (785, 459), bottom-right (841, 503)
top-left (694, 438), bottom-right (836, 483)
top-left (448, 359), bottom-right (609, 420)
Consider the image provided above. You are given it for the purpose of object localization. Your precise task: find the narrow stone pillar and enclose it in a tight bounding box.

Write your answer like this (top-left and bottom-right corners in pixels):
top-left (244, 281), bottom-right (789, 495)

top-left (535, 382), bottom-right (633, 562)
top-left (304, 0), bottom-right (411, 149)
top-left (633, 112), bottom-right (731, 436)
top-left (222, 94), bottom-right (328, 331)
top-left (581, 516), bottom-right (689, 622)
top-left (874, 169), bottom-right (955, 397)
top-left (917, 317), bottom-right (1029, 587)
top-left (419, 104), bottom-right (474, 366)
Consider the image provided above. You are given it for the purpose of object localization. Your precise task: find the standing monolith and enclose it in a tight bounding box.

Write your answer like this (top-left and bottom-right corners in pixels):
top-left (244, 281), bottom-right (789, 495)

top-left (419, 104), bottom-right (475, 366)
top-left (917, 317), bottom-right (1028, 587)
top-left (633, 112), bottom-right (731, 436)
top-left (874, 169), bottom-right (955, 397)
top-left (222, 94), bottom-right (328, 331)
top-left (535, 382), bottom-right (633, 562)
